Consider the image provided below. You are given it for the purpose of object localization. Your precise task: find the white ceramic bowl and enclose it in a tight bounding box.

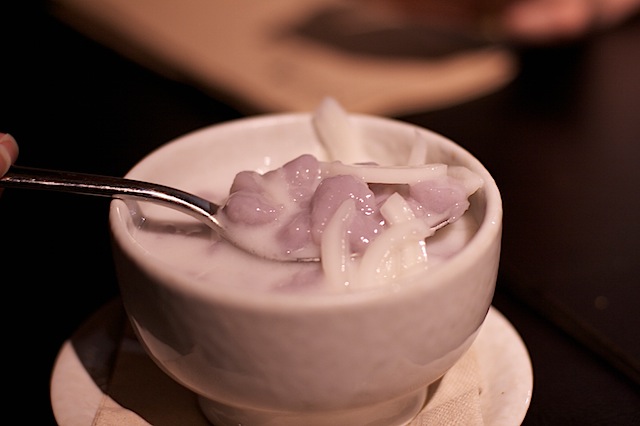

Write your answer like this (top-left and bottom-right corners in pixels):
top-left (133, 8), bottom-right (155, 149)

top-left (109, 112), bottom-right (502, 426)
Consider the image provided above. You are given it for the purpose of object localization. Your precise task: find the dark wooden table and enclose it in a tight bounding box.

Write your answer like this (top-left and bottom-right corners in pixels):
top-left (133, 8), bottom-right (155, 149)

top-left (1, 2), bottom-right (639, 424)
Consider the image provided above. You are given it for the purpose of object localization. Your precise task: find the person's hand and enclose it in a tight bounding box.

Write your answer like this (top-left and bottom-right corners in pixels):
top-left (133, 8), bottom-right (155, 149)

top-left (362, 0), bottom-right (640, 45)
top-left (0, 133), bottom-right (19, 195)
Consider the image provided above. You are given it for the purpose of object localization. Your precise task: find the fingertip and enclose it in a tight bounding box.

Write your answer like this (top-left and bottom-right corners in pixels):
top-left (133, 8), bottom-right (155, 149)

top-left (0, 133), bottom-right (20, 175)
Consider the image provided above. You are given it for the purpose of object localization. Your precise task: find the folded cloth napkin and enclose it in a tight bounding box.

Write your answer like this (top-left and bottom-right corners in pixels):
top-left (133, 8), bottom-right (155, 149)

top-left (409, 348), bottom-right (484, 425)
top-left (50, 0), bottom-right (517, 116)
top-left (92, 318), bottom-right (484, 425)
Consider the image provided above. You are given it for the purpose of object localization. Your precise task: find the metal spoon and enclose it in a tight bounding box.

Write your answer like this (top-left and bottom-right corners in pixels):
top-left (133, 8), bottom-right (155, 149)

top-left (0, 165), bottom-right (454, 263)
top-left (0, 165), bottom-right (322, 262)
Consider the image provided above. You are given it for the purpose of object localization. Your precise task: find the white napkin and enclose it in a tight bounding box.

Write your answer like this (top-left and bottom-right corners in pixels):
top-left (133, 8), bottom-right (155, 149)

top-left (409, 348), bottom-right (484, 425)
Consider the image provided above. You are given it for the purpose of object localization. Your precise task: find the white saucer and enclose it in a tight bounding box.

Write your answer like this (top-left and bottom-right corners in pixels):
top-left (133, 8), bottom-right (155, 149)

top-left (50, 299), bottom-right (532, 425)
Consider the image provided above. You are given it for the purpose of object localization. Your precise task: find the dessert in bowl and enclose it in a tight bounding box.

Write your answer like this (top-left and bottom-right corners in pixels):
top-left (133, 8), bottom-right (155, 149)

top-left (109, 99), bottom-right (502, 425)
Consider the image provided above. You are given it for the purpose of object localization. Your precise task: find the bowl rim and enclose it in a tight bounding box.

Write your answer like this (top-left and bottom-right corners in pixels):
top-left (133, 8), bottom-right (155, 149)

top-left (109, 112), bottom-right (502, 310)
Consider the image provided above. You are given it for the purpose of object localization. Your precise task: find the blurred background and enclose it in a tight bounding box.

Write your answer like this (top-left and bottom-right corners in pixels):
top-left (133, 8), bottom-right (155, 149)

top-left (1, 0), bottom-right (639, 424)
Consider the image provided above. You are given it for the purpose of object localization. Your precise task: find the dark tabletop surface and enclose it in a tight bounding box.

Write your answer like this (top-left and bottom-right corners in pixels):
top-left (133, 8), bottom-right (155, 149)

top-left (1, 1), bottom-right (639, 425)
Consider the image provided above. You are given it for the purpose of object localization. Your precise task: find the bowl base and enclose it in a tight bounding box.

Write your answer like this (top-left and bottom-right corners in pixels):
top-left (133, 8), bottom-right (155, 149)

top-left (197, 387), bottom-right (428, 426)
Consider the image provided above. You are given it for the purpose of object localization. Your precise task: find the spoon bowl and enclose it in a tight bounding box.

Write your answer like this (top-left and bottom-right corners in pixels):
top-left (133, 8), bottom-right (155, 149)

top-left (0, 165), bottom-right (296, 260)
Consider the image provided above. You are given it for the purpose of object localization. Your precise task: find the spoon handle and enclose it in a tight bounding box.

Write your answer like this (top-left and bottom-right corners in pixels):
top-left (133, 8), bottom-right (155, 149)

top-left (0, 164), bottom-right (220, 219)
